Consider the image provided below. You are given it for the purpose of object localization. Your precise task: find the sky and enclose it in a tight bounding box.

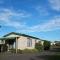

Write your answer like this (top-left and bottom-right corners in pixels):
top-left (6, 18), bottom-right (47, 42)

top-left (0, 0), bottom-right (60, 42)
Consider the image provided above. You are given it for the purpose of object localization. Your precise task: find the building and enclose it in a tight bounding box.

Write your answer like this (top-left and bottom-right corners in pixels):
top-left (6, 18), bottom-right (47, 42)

top-left (0, 32), bottom-right (44, 53)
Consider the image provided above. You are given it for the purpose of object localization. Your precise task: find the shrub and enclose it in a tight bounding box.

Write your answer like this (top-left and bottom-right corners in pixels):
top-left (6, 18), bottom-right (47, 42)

top-left (10, 49), bottom-right (22, 53)
top-left (35, 41), bottom-right (43, 52)
top-left (31, 49), bottom-right (38, 53)
top-left (43, 40), bottom-right (51, 50)
top-left (10, 49), bottom-right (16, 53)
top-left (22, 49), bottom-right (38, 53)
top-left (17, 49), bottom-right (22, 54)
top-left (10, 49), bottom-right (38, 54)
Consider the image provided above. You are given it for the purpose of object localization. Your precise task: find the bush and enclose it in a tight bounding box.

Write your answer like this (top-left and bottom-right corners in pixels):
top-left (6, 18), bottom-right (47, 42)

top-left (10, 48), bottom-right (38, 54)
top-left (43, 40), bottom-right (50, 50)
top-left (31, 49), bottom-right (38, 53)
top-left (35, 41), bottom-right (43, 52)
top-left (10, 49), bottom-right (16, 53)
top-left (22, 49), bottom-right (38, 53)
top-left (10, 49), bottom-right (22, 53)
top-left (17, 49), bottom-right (23, 54)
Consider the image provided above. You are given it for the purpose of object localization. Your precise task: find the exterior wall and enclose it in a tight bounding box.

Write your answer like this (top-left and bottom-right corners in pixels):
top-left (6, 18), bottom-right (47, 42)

top-left (41, 41), bottom-right (44, 45)
top-left (17, 36), bottom-right (27, 50)
top-left (26, 38), bottom-right (35, 49)
top-left (17, 36), bottom-right (36, 50)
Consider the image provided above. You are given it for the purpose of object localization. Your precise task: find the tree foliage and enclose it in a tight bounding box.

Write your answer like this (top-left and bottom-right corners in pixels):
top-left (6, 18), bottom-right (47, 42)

top-left (43, 40), bottom-right (51, 50)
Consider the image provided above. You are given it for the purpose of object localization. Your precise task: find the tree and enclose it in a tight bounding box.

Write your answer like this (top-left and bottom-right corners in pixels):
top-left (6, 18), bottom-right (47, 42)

top-left (43, 40), bottom-right (51, 50)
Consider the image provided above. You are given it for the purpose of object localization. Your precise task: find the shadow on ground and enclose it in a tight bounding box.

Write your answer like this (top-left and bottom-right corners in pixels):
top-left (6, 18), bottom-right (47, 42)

top-left (36, 55), bottom-right (60, 60)
top-left (50, 48), bottom-right (60, 52)
top-left (0, 48), bottom-right (60, 60)
top-left (35, 48), bottom-right (60, 60)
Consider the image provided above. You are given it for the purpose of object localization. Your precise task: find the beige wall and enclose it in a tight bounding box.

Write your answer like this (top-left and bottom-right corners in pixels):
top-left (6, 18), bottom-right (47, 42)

top-left (17, 36), bottom-right (36, 50)
top-left (26, 38), bottom-right (35, 49)
top-left (39, 40), bottom-right (44, 46)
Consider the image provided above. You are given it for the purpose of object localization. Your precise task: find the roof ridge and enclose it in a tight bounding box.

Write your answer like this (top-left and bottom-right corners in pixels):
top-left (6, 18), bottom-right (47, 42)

top-left (3, 32), bottom-right (40, 40)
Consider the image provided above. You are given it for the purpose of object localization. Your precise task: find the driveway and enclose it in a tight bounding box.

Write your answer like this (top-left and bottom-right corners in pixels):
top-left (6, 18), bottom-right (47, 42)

top-left (0, 52), bottom-right (37, 60)
top-left (0, 51), bottom-right (60, 60)
top-left (0, 52), bottom-right (43, 60)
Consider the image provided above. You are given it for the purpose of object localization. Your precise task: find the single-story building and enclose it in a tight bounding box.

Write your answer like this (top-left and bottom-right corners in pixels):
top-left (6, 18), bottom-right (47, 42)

top-left (0, 32), bottom-right (44, 53)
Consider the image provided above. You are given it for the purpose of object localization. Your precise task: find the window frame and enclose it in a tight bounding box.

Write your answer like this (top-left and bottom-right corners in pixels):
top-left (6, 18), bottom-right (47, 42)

top-left (27, 37), bottom-right (32, 47)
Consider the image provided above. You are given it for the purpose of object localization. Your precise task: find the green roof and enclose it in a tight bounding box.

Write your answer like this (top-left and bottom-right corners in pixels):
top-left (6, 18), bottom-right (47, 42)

top-left (0, 37), bottom-right (16, 40)
top-left (3, 32), bottom-right (40, 40)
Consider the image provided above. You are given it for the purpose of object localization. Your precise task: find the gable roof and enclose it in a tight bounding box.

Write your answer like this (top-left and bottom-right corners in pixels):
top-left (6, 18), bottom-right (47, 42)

top-left (3, 32), bottom-right (40, 40)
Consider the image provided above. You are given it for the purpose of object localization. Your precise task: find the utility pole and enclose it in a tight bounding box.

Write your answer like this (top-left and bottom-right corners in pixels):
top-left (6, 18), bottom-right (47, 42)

top-left (15, 37), bottom-right (19, 53)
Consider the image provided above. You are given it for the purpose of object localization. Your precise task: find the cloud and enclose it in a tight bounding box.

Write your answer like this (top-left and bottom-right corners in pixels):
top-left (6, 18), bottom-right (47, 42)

top-left (17, 16), bottom-right (60, 32)
top-left (35, 6), bottom-right (49, 16)
top-left (0, 8), bottom-right (30, 28)
top-left (48, 0), bottom-right (60, 11)
top-left (31, 16), bottom-right (60, 32)
top-left (0, 9), bottom-right (30, 18)
top-left (0, 8), bottom-right (60, 33)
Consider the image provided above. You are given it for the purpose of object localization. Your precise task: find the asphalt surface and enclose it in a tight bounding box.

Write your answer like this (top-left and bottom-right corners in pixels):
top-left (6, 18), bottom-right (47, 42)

top-left (0, 52), bottom-right (37, 60)
top-left (0, 51), bottom-right (60, 60)
top-left (0, 52), bottom-right (45, 60)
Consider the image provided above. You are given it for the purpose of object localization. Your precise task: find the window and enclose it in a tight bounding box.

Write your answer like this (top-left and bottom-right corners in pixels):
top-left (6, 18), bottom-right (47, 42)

top-left (27, 38), bottom-right (32, 47)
